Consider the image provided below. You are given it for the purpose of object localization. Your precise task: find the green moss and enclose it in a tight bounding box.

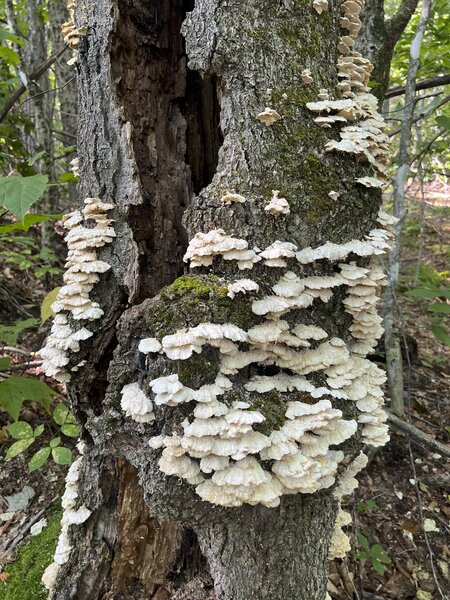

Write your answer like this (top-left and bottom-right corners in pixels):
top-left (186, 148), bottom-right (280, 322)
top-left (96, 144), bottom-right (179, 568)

top-left (148, 274), bottom-right (256, 338)
top-left (252, 390), bottom-right (289, 434)
top-left (177, 350), bottom-right (219, 388)
top-left (3, 509), bottom-right (61, 600)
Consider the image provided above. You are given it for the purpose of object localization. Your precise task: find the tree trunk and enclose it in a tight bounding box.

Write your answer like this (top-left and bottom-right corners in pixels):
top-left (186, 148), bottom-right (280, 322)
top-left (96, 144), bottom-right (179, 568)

top-left (357, 0), bottom-right (419, 101)
top-left (42, 0), bottom-right (391, 598)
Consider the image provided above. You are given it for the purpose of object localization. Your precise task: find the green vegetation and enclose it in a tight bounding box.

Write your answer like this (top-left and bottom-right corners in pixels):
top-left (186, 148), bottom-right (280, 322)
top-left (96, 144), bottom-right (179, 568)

top-left (2, 510), bottom-right (61, 600)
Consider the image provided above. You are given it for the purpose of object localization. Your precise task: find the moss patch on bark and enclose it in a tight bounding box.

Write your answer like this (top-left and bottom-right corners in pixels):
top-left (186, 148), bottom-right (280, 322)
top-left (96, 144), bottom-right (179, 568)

top-left (2, 509), bottom-right (61, 600)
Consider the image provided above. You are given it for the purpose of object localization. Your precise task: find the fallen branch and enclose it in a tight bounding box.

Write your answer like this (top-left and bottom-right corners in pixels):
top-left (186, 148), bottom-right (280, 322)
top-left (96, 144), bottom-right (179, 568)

top-left (3, 360), bottom-right (43, 372)
top-left (0, 44), bottom-right (68, 124)
top-left (387, 411), bottom-right (450, 458)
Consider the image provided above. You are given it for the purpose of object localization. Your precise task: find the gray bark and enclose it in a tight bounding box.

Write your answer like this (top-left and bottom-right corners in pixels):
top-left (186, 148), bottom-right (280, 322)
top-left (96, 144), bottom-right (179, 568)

top-left (49, 0), bottom-right (384, 598)
top-left (357, 0), bottom-right (419, 101)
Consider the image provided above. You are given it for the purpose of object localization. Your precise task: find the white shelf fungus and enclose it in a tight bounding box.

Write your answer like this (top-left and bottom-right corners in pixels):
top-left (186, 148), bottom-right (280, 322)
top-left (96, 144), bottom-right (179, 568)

top-left (313, 0), bottom-right (329, 14)
top-left (264, 190), bottom-right (290, 216)
top-left (221, 192), bottom-right (246, 205)
top-left (227, 278), bottom-right (259, 298)
top-left (301, 69), bottom-right (313, 84)
top-left (183, 229), bottom-right (260, 270)
top-left (256, 107), bottom-right (282, 126)
top-left (121, 382), bottom-right (155, 423)
top-left (40, 198), bottom-right (115, 382)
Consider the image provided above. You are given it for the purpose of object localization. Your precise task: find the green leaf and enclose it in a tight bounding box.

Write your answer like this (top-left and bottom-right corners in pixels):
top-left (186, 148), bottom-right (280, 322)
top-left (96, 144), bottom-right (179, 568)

top-left (0, 46), bottom-right (21, 66)
top-left (58, 172), bottom-right (78, 183)
top-left (41, 287), bottom-right (61, 322)
top-left (7, 421), bottom-right (33, 439)
top-left (33, 424), bottom-right (45, 437)
top-left (29, 447), bottom-right (51, 472)
top-left (0, 376), bottom-right (57, 421)
top-left (436, 115), bottom-right (450, 131)
top-left (0, 318), bottom-right (39, 345)
top-left (49, 436), bottom-right (61, 448)
top-left (372, 559), bottom-right (386, 575)
top-left (407, 288), bottom-right (442, 299)
top-left (0, 357), bottom-right (12, 370)
top-left (61, 423), bottom-right (80, 438)
top-left (0, 27), bottom-right (25, 46)
top-left (0, 213), bottom-right (60, 234)
top-left (0, 175), bottom-right (49, 221)
top-left (428, 303), bottom-right (450, 314)
top-left (6, 437), bottom-right (34, 459)
top-left (27, 151), bottom-right (46, 166)
top-left (432, 325), bottom-right (450, 347)
top-left (52, 446), bottom-right (72, 465)
top-left (53, 403), bottom-right (69, 426)
top-left (357, 533), bottom-right (370, 550)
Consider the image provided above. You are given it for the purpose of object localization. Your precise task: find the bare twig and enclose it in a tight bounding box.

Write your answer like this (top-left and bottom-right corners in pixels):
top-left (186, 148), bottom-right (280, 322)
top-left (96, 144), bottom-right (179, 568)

top-left (389, 93), bottom-right (450, 136)
top-left (3, 360), bottom-right (43, 372)
top-left (0, 346), bottom-right (32, 357)
top-left (0, 44), bottom-right (67, 124)
top-left (386, 74), bottom-right (450, 99)
top-left (387, 412), bottom-right (450, 458)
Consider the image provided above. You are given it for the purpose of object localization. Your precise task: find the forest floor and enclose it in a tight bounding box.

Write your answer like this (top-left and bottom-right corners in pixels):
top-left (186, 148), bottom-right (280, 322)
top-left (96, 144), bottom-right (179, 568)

top-left (0, 182), bottom-right (449, 600)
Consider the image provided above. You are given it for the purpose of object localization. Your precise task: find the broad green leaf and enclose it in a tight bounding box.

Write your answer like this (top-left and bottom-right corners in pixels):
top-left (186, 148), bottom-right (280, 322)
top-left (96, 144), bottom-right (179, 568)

top-left (372, 560), bottom-right (386, 575)
top-left (0, 213), bottom-right (60, 235)
top-left (0, 318), bottom-right (39, 345)
top-left (29, 447), bottom-right (51, 472)
top-left (432, 325), bottom-right (450, 347)
top-left (0, 376), bottom-right (57, 421)
top-left (61, 424), bottom-right (80, 438)
top-left (0, 175), bottom-right (48, 221)
top-left (7, 421), bottom-right (33, 439)
top-left (41, 287), bottom-right (61, 322)
top-left (0, 357), bottom-right (11, 370)
top-left (428, 303), bottom-right (450, 314)
top-left (6, 437), bottom-right (34, 459)
top-left (436, 115), bottom-right (450, 131)
top-left (49, 436), bottom-right (61, 448)
top-left (34, 424), bottom-right (45, 437)
top-left (0, 46), bottom-right (21, 66)
top-left (52, 446), bottom-right (72, 465)
top-left (53, 403), bottom-right (69, 425)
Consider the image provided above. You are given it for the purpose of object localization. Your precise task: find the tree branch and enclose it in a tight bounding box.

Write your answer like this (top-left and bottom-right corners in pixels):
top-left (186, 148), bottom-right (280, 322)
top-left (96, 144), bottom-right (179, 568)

top-left (386, 74), bottom-right (450, 98)
top-left (387, 412), bottom-right (450, 458)
top-left (0, 43), bottom-right (68, 124)
top-left (385, 0), bottom-right (420, 53)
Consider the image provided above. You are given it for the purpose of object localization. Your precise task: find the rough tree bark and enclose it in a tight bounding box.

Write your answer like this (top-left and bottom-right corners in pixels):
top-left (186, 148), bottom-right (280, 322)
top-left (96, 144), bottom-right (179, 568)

top-left (356, 0), bottom-right (419, 101)
top-left (42, 1), bottom-right (390, 599)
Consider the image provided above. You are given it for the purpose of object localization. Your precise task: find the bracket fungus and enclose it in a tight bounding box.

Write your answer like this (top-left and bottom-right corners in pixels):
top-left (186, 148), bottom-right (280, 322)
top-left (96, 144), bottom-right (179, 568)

top-left (255, 107), bottom-right (282, 126)
top-left (40, 197), bottom-right (115, 382)
top-left (264, 190), bottom-right (290, 216)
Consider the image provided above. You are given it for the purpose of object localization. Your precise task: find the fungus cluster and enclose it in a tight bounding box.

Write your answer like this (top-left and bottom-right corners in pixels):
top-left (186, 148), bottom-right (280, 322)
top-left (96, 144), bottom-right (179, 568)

top-left (183, 229), bottom-right (260, 270)
top-left (40, 197), bottom-right (115, 381)
top-left (42, 447), bottom-right (91, 591)
top-left (264, 190), bottom-right (290, 216)
top-left (255, 107), bottom-right (282, 126)
top-left (61, 1), bottom-right (86, 65)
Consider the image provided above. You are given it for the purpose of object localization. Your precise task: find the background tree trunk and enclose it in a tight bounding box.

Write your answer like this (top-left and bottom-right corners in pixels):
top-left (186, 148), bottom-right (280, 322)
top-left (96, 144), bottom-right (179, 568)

top-left (46, 1), bottom-right (387, 598)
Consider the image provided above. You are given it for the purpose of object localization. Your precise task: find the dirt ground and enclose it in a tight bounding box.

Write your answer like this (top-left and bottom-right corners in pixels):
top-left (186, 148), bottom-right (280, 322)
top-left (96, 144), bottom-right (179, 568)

top-left (0, 183), bottom-right (449, 599)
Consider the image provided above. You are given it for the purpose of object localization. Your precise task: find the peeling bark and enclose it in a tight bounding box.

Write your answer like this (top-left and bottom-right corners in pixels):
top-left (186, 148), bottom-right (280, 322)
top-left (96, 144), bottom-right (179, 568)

top-left (47, 1), bottom-right (388, 598)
